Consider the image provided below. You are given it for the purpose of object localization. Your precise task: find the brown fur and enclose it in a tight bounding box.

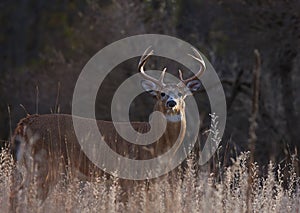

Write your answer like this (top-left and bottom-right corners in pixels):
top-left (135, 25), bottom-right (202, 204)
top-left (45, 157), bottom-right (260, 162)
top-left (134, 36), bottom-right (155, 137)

top-left (9, 112), bottom-right (183, 211)
top-left (10, 47), bottom-right (205, 211)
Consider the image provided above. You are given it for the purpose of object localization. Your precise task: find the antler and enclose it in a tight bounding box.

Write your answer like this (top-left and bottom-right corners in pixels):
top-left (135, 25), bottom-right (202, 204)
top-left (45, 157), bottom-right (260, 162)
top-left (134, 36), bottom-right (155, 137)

top-left (139, 46), bottom-right (166, 88)
top-left (178, 47), bottom-right (206, 86)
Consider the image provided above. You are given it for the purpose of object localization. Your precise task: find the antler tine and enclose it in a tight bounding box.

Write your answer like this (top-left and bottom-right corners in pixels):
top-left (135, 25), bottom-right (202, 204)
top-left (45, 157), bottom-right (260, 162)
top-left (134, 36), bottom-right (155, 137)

top-left (139, 47), bottom-right (166, 88)
top-left (178, 47), bottom-right (206, 85)
top-left (138, 46), bottom-right (153, 71)
top-left (159, 67), bottom-right (167, 82)
top-left (178, 69), bottom-right (184, 82)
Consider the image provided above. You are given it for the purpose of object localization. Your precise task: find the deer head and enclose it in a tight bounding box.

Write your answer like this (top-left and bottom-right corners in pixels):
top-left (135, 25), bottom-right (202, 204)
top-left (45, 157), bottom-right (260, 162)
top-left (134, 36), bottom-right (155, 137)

top-left (139, 47), bottom-right (206, 121)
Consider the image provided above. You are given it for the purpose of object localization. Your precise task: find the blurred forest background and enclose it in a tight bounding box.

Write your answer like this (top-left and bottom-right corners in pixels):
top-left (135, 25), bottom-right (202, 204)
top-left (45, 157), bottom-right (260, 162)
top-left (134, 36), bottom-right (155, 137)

top-left (0, 0), bottom-right (299, 168)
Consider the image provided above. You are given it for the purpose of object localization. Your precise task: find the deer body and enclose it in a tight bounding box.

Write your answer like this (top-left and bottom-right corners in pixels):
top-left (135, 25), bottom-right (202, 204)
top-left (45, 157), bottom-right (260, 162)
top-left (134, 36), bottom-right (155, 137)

top-left (10, 47), bottom-right (206, 210)
top-left (12, 113), bottom-right (184, 174)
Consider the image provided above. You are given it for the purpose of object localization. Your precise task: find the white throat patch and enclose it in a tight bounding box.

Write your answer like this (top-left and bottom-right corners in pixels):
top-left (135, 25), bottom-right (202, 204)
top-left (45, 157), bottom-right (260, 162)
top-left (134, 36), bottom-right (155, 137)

top-left (165, 114), bottom-right (182, 122)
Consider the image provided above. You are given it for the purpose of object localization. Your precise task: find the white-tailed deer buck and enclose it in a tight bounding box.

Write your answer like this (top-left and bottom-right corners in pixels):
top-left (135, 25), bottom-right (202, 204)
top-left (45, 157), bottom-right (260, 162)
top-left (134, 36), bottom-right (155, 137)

top-left (10, 47), bottom-right (206, 210)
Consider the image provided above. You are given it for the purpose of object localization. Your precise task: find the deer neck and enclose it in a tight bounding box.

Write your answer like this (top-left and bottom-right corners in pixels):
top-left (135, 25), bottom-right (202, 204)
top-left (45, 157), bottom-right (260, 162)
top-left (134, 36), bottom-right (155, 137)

top-left (153, 102), bottom-right (186, 153)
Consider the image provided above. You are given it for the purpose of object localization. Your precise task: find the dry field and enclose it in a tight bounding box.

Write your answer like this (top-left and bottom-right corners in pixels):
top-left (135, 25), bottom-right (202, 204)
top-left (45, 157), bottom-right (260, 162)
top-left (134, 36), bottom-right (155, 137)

top-left (0, 147), bottom-right (299, 213)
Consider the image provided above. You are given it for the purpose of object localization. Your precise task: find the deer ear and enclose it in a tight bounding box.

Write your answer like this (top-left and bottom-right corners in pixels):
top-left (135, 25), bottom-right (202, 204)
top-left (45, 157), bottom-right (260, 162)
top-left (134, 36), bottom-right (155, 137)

top-left (141, 80), bottom-right (158, 96)
top-left (186, 80), bottom-right (202, 92)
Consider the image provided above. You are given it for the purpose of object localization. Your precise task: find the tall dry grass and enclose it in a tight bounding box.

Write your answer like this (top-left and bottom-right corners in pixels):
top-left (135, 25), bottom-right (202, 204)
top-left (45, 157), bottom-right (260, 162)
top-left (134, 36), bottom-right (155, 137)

top-left (1, 145), bottom-right (299, 213)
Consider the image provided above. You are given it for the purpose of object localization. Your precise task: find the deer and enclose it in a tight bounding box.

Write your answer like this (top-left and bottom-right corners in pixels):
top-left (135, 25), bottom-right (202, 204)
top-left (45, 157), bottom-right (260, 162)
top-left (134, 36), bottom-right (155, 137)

top-left (9, 47), bottom-right (206, 211)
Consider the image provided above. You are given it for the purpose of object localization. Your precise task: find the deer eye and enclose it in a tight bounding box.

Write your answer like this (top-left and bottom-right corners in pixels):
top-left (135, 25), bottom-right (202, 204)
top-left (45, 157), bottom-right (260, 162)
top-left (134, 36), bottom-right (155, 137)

top-left (161, 92), bottom-right (166, 97)
top-left (178, 92), bottom-right (183, 97)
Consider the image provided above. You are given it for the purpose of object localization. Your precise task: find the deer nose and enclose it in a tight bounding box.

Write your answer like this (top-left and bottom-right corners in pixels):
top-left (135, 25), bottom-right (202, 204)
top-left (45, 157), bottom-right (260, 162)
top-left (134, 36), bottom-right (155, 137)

top-left (167, 100), bottom-right (176, 108)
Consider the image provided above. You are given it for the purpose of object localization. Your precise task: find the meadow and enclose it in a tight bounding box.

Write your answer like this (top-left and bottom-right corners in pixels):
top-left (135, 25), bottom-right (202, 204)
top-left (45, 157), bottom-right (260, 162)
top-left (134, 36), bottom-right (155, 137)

top-left (1, 146), bottom-right (299, 212)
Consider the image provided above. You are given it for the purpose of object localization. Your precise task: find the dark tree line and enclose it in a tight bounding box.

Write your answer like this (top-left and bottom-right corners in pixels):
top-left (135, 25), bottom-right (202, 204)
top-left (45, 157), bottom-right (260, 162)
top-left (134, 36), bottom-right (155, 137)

top-left (0, 0), bottom-right (299, 167)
